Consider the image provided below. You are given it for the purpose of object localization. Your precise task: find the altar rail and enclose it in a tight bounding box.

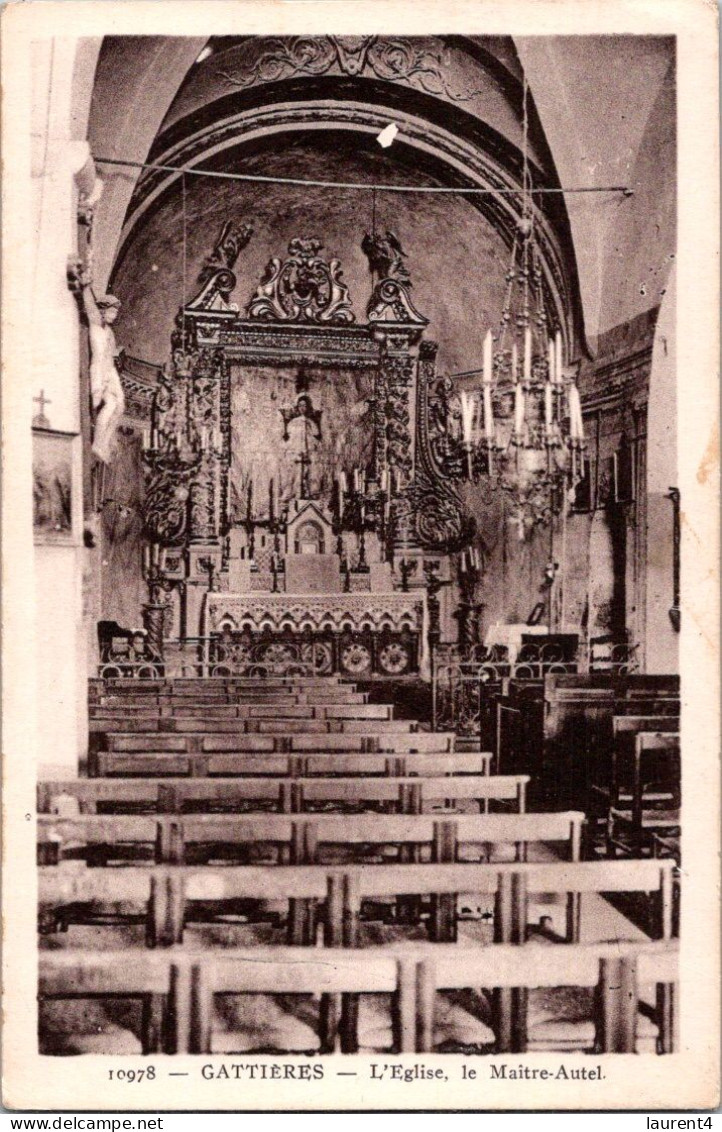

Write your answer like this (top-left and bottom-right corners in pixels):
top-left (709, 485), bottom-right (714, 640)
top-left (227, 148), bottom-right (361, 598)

top-left (99, 631), bottom-right (422, 680)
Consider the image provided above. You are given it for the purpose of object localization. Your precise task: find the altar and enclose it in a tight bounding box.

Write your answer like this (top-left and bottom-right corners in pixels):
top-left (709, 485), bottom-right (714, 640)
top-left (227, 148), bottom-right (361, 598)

top-left (139, 228), bottom-right (472, 675)
top-left (204, 590), bottom-right (427, 678)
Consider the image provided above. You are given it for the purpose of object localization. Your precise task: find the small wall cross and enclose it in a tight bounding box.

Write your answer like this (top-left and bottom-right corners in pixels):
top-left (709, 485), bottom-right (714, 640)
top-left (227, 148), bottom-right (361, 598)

top-left (33, 389), bottom-right (52, 429)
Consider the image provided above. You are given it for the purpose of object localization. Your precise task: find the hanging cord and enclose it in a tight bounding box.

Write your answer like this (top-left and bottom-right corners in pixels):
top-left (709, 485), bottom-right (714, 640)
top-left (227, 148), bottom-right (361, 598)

top-left (181, 169), bottom-right (188, 355)
top-left (521, 73), bottom-right (532, 339)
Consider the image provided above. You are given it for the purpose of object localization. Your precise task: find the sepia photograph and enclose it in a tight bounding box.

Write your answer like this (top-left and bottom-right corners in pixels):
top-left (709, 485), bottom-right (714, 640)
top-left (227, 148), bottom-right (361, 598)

top-left (1, 0), bottom-right (719, 1113)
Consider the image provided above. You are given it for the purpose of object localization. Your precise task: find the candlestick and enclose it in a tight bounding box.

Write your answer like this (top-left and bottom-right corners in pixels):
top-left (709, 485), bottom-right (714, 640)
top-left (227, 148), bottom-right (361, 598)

top-left (459, 390), bottom-right (475, 446)
top-left (548, 339), bottom-right (555, 384)
top-left (247, 480), bottom-right (253, 521)
top-left (544, 380), bottom-right (553, 429)
top-left (483, 330), bottom-right (493, 385)
top-left (511, 342), bottom-right (519, 384)
top-left (523, 327), bottom-right (532, 382)
top-left (514, 383), bottom-right (525, 437)
top-left (483, 385), bottom-right (494, 442)
top-left (555, 330), bottom-right (563, 385)
top-left (269, 478), bottom-right (275, 522)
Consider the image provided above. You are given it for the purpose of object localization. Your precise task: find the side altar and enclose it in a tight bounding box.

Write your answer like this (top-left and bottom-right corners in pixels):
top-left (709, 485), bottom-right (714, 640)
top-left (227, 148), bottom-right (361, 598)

top-left (139, 228), bottom-right (476, 675)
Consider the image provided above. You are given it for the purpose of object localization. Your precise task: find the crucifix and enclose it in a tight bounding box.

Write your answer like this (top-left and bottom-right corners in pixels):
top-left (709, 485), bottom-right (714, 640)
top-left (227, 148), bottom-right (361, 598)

top-left (33, 389), bottom-right (52, 429)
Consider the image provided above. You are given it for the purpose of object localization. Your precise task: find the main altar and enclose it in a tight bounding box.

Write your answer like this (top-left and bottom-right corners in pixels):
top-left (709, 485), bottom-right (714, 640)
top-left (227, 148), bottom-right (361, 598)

top-left (139, 228), bottom-right (477, 677)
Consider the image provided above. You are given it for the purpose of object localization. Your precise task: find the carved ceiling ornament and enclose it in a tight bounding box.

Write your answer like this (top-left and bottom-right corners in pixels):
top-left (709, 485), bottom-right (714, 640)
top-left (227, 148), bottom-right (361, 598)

top-left (247, 237), bottom-right (355, 325)
top-left (216, 36), bottom-right (487, 103)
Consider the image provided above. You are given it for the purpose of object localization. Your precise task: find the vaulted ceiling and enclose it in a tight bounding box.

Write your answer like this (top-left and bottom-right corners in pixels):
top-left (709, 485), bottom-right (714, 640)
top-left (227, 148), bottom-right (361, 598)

top-left (87, 34), bottom-right (675, 369)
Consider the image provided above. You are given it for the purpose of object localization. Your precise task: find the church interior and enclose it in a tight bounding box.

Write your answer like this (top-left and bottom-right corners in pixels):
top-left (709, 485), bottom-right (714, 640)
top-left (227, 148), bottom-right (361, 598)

top-left (28, 33), bottom-right (681, 1057)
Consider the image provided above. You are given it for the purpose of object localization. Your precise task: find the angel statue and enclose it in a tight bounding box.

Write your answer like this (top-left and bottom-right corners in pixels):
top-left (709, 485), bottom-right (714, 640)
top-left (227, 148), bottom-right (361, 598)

top-left (361, 229), bottom-right (411, 284)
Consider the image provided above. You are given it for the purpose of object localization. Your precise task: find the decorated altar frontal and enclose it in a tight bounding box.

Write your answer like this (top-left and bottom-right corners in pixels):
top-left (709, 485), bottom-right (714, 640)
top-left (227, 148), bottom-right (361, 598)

top-left (204, 591), bottom-right (428, 679)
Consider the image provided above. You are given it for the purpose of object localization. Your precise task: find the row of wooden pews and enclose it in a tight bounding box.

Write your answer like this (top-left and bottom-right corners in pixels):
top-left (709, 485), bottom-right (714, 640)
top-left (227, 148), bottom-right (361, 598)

top-left (494, 673), bottom-right (680, 857)
top-left (38, 672), bottom-right (679, 1056)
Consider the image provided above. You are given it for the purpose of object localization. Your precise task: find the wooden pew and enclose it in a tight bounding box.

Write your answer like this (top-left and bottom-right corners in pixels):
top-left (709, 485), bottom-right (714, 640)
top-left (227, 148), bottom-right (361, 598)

top-left (495, 674), bottom-right (680, 813)
top-left (36, 773), bottom-right (526, 817)
top-left (39, 940), bottom-right (678, 1054)
top-left (92, 732), bottom-right (459, 776)
top-left (90, 676), bottom-right (349, 691)
top-left (90, 685), bottom-right (365, 702)
top-left (38, 809), bottom-right (584, 868)
top-left (101, 730), bottom-right (452, 751)
top-left (38, 858), bottom-right (673, 947)
top-left (39, 756), bottom-right (493, 811)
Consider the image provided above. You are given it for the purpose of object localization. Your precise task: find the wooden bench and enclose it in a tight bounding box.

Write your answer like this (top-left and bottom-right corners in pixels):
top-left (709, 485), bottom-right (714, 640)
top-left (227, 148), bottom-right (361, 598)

top-left (39, 939), bottom-right (678, 1054)
top-left (38, 857), bottom-right (675, 948)
top-left (37, 773), bottom-right (525, 817)
top-left (495, 674), bottom-right (680, 813)
top-left (92, 732), bottom-right (458, 776)
top-left (101, 730), bottom-right (451, 752)
top-left (38, 809), bottom-right (584, 868)
top-left (40, 758), bottom-right (494, 813)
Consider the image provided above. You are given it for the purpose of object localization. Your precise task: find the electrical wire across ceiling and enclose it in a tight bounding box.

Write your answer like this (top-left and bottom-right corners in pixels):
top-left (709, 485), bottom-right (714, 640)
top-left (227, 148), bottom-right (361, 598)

top-left (95, 155), bottom-right (633, 197)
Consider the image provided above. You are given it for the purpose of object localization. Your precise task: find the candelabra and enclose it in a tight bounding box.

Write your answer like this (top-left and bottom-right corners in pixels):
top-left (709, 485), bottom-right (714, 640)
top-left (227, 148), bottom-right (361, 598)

top-left (437, 217), bottom-right (585, 541)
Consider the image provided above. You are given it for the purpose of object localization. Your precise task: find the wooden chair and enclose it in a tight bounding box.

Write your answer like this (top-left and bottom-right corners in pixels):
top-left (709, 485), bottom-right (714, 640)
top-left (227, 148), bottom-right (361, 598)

top-left (607, 733), bottom-right (680, 857)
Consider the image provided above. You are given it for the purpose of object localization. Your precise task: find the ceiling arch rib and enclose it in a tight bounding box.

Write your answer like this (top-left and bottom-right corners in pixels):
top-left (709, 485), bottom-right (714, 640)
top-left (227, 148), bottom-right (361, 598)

top-left (116, 100), bottom-right (582, 361)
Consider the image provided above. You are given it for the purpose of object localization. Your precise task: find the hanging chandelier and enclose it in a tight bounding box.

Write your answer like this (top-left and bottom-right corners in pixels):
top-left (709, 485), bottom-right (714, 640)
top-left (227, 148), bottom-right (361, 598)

top-left (450, 82), bottom-right (585, 541)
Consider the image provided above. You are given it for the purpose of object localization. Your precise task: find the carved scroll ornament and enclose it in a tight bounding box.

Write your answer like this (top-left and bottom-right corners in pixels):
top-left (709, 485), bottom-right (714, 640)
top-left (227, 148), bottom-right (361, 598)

top-left (216, 36), bottom-right (486, 104)
top-left (247, 238), bottom-right (355, 325)
top-left (142, 467), bottom-right (194, 546)
top-left (187, 221), bottom-right (253, 313)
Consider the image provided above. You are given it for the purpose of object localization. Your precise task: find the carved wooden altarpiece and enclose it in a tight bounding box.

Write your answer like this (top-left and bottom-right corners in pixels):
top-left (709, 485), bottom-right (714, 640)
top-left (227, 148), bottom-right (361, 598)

top-left (141, 229), bottom-right (474, 675)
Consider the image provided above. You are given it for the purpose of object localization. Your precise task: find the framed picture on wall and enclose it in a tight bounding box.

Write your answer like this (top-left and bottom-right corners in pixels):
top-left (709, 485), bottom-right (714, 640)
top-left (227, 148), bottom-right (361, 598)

top-left (32, 427), bottom-right (78, 545)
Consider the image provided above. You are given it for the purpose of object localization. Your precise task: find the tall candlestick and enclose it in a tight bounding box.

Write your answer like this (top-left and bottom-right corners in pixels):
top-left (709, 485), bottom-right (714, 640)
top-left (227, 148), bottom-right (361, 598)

top-left (460, 390), bottom-right (475, 446)
top-left (523, 328), bottom-right (532, 382)
top-left (483, 385), bottom-right (494, 442)
top-left (247, 480), bottom-right (253, 521)
top-left (269, 478), bottom-right (275, 522)
top-left (511, 342), bottom-right (519, 384)
top-left (544, 380), bottom-right (553, 428)
top-left (548, 339), bottom-right (555, 384)
top-left (483, 330), bottom-right (493, 385)
top-left (514, 383), bottom-right (525, 437)
top-left (555, 330), bottom-right (563, 385)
